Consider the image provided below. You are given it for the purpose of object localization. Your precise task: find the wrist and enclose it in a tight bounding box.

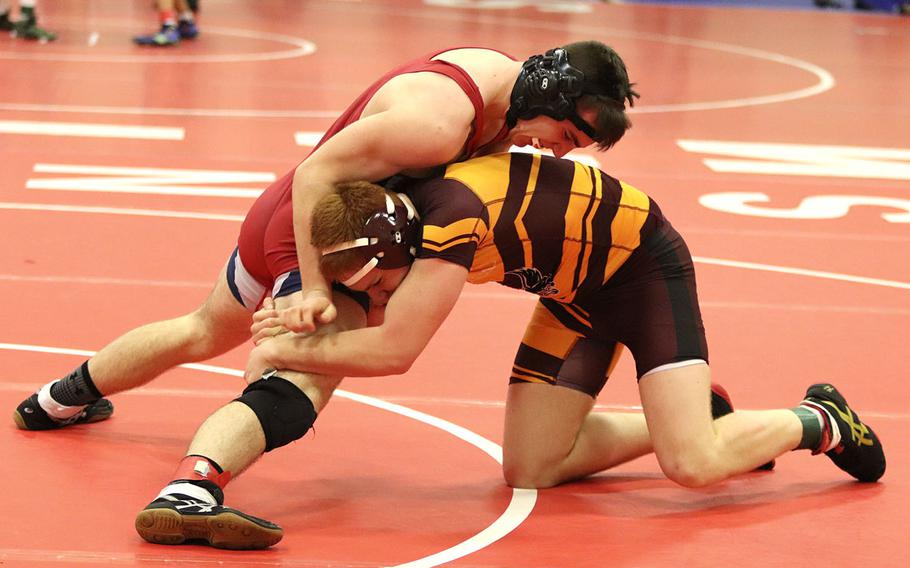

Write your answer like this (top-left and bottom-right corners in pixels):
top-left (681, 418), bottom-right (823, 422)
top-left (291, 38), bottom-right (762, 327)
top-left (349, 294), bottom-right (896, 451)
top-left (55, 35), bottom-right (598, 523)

top-left (262, 338), bottom-right (286, 371)
top-left (302, 288), bottom-right (330, 299)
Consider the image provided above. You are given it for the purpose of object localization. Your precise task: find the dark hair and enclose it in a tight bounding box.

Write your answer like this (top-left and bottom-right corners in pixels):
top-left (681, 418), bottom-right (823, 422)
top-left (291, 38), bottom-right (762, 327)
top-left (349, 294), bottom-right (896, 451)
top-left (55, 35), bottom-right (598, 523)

top-left (561, 40), bottom-right (639, 150)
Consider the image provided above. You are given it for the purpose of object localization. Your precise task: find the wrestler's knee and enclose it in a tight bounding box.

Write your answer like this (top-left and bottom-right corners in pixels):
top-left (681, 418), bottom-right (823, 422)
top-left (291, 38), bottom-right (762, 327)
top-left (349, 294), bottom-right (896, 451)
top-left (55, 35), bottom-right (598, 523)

top-left (654, 446), bottom-right (718, 488)
top-left (181, 309), bottom-right (237, 359)
top-left (234, 375), bottom-right (318, 452)
top-left (501, 456), bottom-right (563, 489)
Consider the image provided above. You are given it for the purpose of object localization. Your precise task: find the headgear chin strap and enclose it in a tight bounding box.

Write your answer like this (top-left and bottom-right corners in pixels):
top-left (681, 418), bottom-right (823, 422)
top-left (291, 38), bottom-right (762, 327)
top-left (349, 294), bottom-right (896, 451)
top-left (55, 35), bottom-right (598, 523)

top-left (321, 192), bottom-right (421, 287)
top-left (506, 48), bottom-right (605, 138)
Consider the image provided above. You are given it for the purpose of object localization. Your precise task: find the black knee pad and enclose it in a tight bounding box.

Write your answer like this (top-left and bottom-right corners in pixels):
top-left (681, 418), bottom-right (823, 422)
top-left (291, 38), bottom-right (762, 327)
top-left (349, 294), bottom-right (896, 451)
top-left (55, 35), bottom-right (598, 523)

top-left (234, 376), bottom-right (317, 452)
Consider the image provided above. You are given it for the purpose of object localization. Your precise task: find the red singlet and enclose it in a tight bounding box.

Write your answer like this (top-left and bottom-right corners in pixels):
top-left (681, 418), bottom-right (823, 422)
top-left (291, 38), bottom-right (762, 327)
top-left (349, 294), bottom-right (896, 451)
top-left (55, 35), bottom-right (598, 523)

top-left (237, 47), bottom-right (515, 285)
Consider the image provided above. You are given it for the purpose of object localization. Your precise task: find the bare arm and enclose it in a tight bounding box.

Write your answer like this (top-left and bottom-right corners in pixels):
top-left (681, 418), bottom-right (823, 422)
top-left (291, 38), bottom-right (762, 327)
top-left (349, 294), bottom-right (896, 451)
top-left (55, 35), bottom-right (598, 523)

top-left (287, 80), bottom-right (475, 330)
top-left (247, 258), bottom-right (469, 380)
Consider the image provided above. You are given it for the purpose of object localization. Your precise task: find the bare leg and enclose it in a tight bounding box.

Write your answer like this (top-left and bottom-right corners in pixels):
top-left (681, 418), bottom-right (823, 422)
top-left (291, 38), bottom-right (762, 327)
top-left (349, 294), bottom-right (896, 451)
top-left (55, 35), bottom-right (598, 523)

top-left (183, 292), bottom-right (365, 478)
top-left (135, 293), bottom-right (366, 549)
top-left (88, 265), bottom-right (251, 395)
top-left (502, 383), bottom-right (653, 489)
top-left (14, 265), bottom-right (252, 430)
top-left (639, 363), bottom-right (801, 487)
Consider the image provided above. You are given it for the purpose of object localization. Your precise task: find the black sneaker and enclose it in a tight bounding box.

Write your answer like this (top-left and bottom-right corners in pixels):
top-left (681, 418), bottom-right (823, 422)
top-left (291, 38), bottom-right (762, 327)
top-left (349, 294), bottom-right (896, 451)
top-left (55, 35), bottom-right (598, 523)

top-left (0, 11), bottom-right (15, 31)
top-left (802, 383), bottom-right (885, 482)
top-left (135, 495), bottom-right (283, 549)
top-left (13, 393), bottom-right (113, 430)
top-left (711, 383), bottom-right (776, 471)
top-left (12, 17), bottom-right (57, 42)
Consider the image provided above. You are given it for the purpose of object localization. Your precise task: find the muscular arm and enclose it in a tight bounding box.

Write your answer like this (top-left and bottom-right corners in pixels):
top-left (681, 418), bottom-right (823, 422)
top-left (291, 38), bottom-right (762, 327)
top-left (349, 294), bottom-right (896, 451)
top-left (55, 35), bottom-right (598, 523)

top-left (257, 258), bottom-right (469, 378)
top-left (292, 76), bottom-right (477, 303)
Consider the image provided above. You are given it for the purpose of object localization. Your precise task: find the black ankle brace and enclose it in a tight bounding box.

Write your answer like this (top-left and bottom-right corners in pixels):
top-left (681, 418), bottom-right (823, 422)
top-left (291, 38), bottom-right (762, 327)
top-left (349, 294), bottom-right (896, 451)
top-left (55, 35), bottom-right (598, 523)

top-left (50, 361), bottom-right (102, 406)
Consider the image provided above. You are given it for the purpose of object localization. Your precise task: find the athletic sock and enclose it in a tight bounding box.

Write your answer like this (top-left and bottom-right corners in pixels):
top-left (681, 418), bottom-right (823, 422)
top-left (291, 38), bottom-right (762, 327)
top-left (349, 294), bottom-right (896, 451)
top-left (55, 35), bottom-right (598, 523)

top-left (49, 361), bottom-right (102, 406)
top-left (159, 10), bottom-right (176, 28)
top-left (158, 455), bottom-right (231, 505)
top-left (157, 480), bottom-right (221, 506)
top-left (792, 404), bottom-right (842, 453)
top-left (18, 0), bottom-right (35, 22)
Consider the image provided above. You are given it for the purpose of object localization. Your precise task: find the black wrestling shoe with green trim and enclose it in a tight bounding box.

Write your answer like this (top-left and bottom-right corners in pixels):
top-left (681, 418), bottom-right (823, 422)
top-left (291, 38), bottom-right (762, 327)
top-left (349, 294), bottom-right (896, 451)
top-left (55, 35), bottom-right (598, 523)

top-left (135, 495), bottom-right (283, 550)
top-left (13, 394), bottom-right (113, 430)
top-left (802, 383), bottom-right (885, 482)
top-left (711, 383), bottom-right (775, 471)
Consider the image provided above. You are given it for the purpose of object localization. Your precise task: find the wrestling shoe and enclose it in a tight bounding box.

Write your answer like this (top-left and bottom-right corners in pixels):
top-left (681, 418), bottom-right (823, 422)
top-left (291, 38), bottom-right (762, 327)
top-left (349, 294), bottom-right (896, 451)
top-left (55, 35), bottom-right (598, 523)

top-left (711, 383), bottom-right (776, 471)
top-left (136, 495), bottom-right (283, 549)
top-left (177, 19), bottom-right (198, 39)
top-left (12, 19), bottom-right (57, 42)
top-left (0, 11), bottom-right (15, 31)
top-left (13, 393), bottom-right (113, 430)
top-left (133, 25), bottom-right (179, 46)
top-left (801, 383), bottom-right (885, 482)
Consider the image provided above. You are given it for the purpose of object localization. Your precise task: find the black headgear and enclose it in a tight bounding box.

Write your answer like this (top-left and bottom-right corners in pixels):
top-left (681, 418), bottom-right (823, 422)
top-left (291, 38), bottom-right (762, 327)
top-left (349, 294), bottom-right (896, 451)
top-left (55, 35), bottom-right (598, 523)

top-left (506, 48), bottom-right (604, 138)
top-left (321, 192), bottom-right (422, 287)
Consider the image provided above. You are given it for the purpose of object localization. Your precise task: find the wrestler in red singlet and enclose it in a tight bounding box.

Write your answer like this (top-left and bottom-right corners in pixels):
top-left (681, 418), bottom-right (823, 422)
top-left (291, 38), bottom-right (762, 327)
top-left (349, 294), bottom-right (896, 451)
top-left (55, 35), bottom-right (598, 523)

top-left (237, 47), bottom-right (516, 288)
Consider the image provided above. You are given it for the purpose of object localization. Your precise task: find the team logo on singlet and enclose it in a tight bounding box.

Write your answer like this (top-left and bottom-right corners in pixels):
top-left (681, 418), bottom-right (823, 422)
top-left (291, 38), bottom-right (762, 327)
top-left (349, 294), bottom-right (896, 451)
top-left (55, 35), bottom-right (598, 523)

top-left (503, 268), bottom-right (559, 297)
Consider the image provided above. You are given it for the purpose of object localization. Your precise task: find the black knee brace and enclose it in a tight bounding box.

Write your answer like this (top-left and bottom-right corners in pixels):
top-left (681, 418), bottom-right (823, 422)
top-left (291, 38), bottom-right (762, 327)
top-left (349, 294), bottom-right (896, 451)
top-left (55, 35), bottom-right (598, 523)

top-left (234, 376), bottom-right (317, 452)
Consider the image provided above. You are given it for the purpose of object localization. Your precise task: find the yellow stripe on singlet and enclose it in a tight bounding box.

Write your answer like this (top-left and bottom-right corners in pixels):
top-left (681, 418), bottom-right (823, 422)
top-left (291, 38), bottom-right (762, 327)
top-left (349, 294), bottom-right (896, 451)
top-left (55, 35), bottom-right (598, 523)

top-left (550, 162), bottom-right (600, 303)
top-left (603, 181), bottom-right (650, 283)
top-left (561, 302), bottom-right (592, 329)
top-left (520, 303), bottom-right (582, 360)
top-left (444, 154), bottom-right (512, 229)
top-left (445, 155), bottom-right (514, 284)
top-left (514, 154), bottom-right (542, 266)
top-left (512, 364), bottom-right (555, 384)
top-left (422, 218), bottom-right (482, 252)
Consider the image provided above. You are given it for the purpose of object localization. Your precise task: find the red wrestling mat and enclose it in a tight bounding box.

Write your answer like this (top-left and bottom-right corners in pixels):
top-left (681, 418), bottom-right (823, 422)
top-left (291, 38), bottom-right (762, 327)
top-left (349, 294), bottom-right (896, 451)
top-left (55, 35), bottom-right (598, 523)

top-left (2, 1), bottom-right (907, 566)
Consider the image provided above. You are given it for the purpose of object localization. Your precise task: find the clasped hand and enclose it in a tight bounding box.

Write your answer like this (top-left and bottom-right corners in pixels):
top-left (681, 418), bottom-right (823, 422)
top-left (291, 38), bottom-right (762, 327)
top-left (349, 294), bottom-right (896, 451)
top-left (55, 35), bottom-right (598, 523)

top-left (245, 292), bottom-right (336, 383)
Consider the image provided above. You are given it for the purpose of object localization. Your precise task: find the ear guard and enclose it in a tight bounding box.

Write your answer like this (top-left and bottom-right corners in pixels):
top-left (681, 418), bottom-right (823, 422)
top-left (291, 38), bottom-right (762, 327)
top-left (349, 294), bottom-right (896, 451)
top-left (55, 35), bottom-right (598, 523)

top-left (506, 48), bottom-right (600, 137)
top-left (321, 192), bottom-right (421, 287)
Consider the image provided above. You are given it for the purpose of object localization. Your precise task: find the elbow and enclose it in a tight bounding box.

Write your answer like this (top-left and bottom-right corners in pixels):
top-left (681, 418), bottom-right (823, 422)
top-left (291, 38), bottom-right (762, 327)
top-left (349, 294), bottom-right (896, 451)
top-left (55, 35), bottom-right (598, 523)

top-left (377, 339), bottom-right (420, 375)
top-left (372, 325), bottom-right (427, 376)
top-left (383, 351), bottom-right (416, 376)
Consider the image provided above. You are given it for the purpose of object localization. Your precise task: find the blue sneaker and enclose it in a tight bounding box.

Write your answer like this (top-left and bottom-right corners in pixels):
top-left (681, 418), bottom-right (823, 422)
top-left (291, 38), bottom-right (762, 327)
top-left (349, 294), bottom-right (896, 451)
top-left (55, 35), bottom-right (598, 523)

top-left (133, 25), bottom-right (180, 46)
top-left (177, 20), bottom-right (198, 40)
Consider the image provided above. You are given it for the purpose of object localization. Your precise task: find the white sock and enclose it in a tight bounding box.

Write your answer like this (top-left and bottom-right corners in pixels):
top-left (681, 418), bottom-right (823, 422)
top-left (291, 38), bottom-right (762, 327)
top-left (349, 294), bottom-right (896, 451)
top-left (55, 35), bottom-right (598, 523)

top-left (37, 381), bottom-right (86, 420)
top-left (156, 482), bottom-right (217, 505)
